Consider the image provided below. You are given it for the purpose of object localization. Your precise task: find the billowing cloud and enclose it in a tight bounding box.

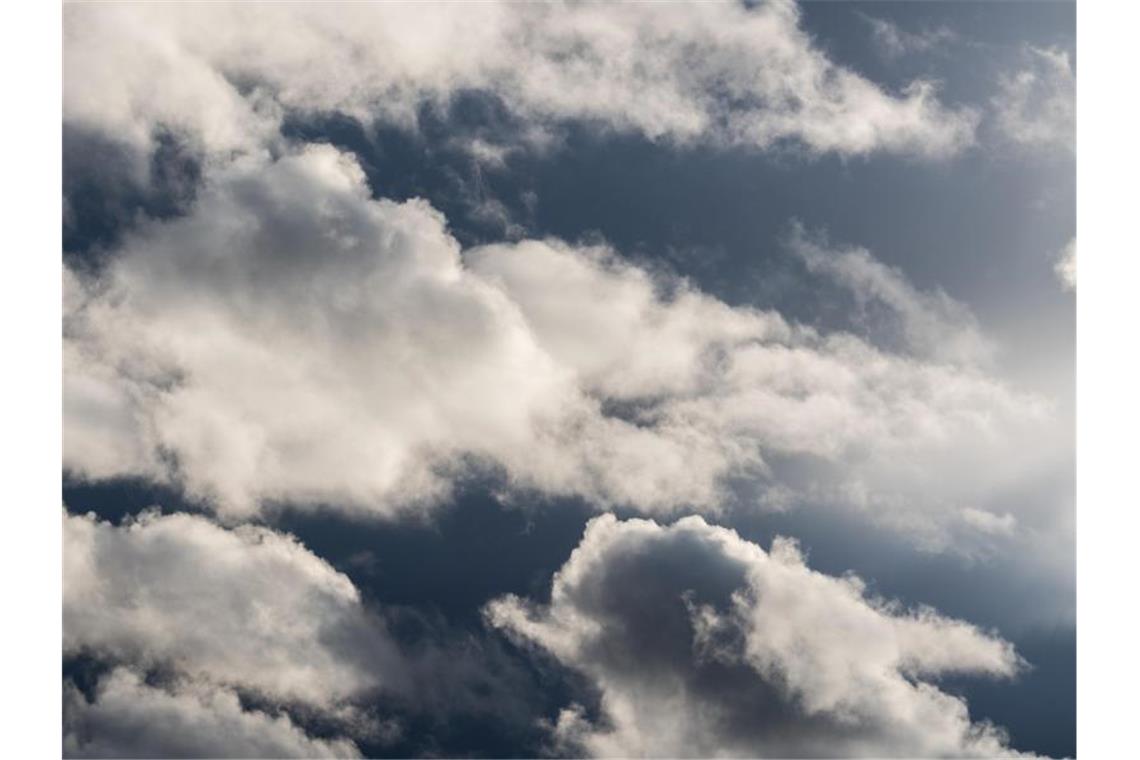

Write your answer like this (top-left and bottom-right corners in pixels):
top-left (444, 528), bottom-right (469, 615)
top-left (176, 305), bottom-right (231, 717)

top-left (63, 668), bottom-right (362, 759)
top-left (486, 514), bottom-right (1025, 758)
top-left (63, 509), bottom-right (403, 705)
top-left (64, 145), bottom-right (1050, 549)
top-left (992, 46), bottom-right (1075, 153)
top-left (64, 0), bottom-right (976, 163)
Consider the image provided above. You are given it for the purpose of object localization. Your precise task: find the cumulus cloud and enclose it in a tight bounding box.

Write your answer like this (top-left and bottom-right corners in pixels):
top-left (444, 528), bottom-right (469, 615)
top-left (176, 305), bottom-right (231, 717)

top-left (64, 0), bottom-right (976, 163)
top-left (486, 514), bottom-right (1025, 758)
top-left (63, 145), bottom-right (1050, 548)
top-left (1055, 237), bottom-right (1076, 291)
top-left (63, 509), bottom-right (403, 705)
top-left (64, 668), bottom-right (362, 759)
top-left (992, 46), bottom-right (1075, 153)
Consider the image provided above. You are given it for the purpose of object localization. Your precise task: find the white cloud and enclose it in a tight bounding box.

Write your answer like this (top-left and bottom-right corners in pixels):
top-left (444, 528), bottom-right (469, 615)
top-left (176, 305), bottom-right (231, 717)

top-left (63, 145), bottom-right (1051, 550)
top-left (1055, 237), bottom-right (1077, 291)
top-left (992, 46), bottom-right (1075, 153)
top-left (63, 509), bottom-right (403, 705)
top-left (63, 668), bottom-right (362, 759)
top-left (487, 514), bottom-right (1024, 758)
top-left (64, 1), bottom-right (976, 162)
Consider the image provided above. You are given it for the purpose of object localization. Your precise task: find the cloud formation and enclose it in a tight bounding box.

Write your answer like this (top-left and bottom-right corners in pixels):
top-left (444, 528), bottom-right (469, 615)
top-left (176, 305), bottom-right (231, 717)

top-left (62, 507), bottom-right (576, 756)
top-left (64, 145), bottom-right (1049, 549)
top-left (63, 509), bottom-right (402, 705)
top-left (487, 514), bottom-right (1025, 758)
top-left (63, 668), bottom-right (362, 759)
top-left (788, 224), bottom-right (994, 365)
top-left (64, 0), bottom-right (976, 163)
top-left (992, 46), bottom-right (1075, 154)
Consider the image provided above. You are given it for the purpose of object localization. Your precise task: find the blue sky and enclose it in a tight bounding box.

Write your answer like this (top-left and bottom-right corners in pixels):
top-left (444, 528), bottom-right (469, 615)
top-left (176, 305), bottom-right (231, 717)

top-left (62, 2), bottom-right (1075, 757)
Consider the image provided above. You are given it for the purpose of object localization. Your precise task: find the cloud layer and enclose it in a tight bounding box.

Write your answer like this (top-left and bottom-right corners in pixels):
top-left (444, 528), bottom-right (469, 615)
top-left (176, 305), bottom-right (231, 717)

top-left (64, 0), bottom-right (976, 163)
top-left (487, 514), bottom-right (1025, 758)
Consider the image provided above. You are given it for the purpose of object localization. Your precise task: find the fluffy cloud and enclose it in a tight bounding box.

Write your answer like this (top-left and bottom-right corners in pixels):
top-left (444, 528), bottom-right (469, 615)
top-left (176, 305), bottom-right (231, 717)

top-left (63, 509), bottom-right (402, 704)
top-left (992, 46), bottom-right (1075, 153)
top-left (63, 668), bottom-right (362, 759)
top-left (64, 0), bottom-right (976, 163)
top-left (486, 514), bottom-right (1025, 758)
top-left (64, 145), bottom-right (1050, 548)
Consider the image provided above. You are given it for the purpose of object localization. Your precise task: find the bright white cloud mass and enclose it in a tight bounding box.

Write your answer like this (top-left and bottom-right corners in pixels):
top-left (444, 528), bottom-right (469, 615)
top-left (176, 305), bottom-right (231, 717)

top-left (64, 144), bottom-right (1051, 551)
top-left (487, 514), bottom-right (1025, 758)
top-left (60, 1), bottom-right (1075, 757)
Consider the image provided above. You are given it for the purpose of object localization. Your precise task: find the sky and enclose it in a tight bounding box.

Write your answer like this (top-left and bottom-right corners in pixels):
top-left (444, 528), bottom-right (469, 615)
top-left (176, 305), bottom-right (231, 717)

top-left (61, 2), bottom-right (1075, 758)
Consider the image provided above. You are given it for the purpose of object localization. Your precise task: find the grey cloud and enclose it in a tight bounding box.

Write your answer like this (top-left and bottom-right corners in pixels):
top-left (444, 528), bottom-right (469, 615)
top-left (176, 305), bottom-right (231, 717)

top-left (486, 514), bottom-right (1026, 758)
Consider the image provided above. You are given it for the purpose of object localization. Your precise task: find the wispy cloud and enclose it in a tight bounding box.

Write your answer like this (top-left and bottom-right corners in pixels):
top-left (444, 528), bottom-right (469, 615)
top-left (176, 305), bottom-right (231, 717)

top-left (992, 46), bottom-right (1076, 154)
top-left (858, 12), bottom-right (957, 59)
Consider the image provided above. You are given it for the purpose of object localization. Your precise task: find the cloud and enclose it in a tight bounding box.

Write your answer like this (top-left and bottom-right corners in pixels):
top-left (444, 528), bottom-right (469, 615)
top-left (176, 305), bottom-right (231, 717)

top-left (486, 514), bottom-right (1025, 758)
top-left (1055, 237), bottom-right (1076, 291)
top-left (63, 145), bottom-right (1051, 550)
top-left (992, 46), bottom-right (1075, 154)
top-left (63, 509), bottom-right (403, 705)
top-left (858, 12), bottom-right (957, 59)
top-left (788, 223), bottom-right (995, 365)
top-left (62, 507), bottom-right (572, 756)
top-left (959, 507), bottom-right (1017, 537)
top-left (64, 1), bottom-right (976, 162)
top-left (63, 668), bottom-right (362, 759)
